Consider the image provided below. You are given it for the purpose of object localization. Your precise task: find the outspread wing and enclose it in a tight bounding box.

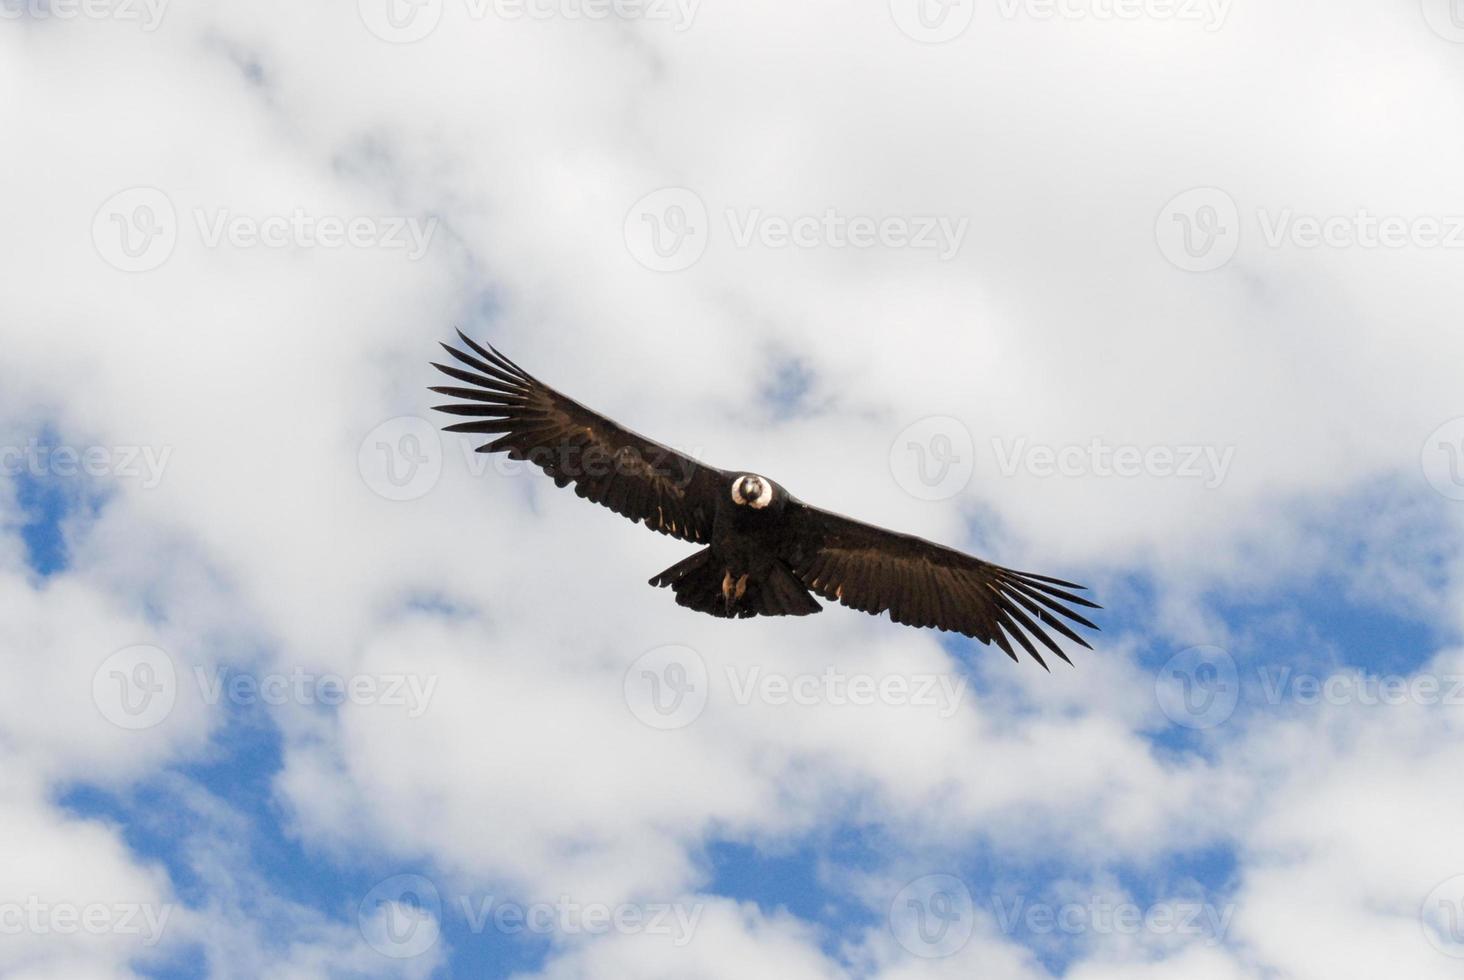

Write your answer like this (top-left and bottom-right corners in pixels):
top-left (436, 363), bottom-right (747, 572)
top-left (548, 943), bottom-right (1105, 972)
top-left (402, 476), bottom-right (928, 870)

top-left (430, 332), bottom-right (729, 544)
top-left (775, 501), bottom-right (1100, 668)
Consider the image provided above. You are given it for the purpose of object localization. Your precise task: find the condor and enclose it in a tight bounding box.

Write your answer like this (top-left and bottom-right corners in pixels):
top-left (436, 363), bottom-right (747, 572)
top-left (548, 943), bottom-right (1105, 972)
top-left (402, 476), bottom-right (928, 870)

top-left (430, 332), bottom-right (1099, 669)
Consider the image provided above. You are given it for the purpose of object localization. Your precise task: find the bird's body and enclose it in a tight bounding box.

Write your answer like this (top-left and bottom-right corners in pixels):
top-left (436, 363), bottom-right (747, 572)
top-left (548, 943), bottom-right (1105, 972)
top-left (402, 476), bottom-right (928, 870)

top-left (656, 474), bottom-right (822, 619)
top-left (430, 332), bottom-right (1099, 669)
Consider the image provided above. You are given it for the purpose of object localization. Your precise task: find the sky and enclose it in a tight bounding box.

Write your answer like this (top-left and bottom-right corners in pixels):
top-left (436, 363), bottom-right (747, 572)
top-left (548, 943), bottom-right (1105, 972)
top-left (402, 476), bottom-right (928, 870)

top-left (3, 0), bottom-right (1464, 977)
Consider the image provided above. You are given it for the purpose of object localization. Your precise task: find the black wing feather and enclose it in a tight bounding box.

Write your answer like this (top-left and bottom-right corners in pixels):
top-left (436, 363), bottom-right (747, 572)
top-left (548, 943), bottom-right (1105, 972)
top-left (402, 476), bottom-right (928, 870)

top-left (775, 501), bottom-right (1099, 667)
top-left (430, 332), bottom-right (729, 544)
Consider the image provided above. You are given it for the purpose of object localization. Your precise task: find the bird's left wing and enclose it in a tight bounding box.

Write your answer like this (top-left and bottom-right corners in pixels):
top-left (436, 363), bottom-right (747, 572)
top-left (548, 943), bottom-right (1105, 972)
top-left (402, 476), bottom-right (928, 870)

top-left (773, 500), bottom-right (1100, 668)
top-left (430, 332), bottom-right (730, 544)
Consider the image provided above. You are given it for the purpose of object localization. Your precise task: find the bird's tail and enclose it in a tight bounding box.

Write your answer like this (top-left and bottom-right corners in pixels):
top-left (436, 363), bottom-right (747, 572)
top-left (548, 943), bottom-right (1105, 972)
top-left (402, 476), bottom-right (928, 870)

top-left (649, 548), bottom-right (822, 619)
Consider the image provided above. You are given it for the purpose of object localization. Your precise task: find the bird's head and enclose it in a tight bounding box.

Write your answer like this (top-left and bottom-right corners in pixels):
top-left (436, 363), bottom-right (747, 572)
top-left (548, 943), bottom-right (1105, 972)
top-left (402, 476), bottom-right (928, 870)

top-left (730, 473), bottom-right (776, 510)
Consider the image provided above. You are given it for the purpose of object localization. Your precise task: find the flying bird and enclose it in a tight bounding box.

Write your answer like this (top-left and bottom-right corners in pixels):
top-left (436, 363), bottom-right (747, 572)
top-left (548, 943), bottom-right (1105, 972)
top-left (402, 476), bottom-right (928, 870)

top-left (430, 332), bottom-right (1099, 668)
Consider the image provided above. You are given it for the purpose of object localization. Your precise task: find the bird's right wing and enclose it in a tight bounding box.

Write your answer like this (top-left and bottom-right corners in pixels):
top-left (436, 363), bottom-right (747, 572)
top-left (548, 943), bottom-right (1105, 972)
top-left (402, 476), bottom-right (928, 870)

top-left (774, 500), bottom-right (1100, 668)
top-left (430, 332), bottom-right (730, 545)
